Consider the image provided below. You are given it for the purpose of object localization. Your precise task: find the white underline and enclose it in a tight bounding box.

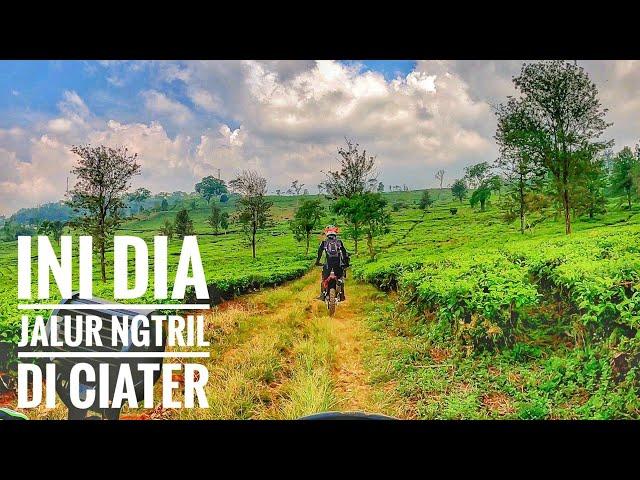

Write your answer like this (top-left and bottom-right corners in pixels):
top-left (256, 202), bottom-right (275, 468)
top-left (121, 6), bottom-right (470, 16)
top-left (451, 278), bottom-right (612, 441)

top-left (18, 352), bottom-right (210, 358)
top-left (18, 304), bottom-right (210, 310)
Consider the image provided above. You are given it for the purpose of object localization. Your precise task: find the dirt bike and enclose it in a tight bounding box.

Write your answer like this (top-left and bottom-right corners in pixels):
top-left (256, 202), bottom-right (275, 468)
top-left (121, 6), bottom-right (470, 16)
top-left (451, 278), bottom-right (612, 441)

top-left (320, 266), bottom-right (345, 317)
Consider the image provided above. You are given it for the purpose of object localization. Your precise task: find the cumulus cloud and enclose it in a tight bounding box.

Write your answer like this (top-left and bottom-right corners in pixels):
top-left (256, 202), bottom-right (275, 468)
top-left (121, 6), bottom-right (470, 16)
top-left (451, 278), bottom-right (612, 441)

top-left (0, 91), bottom-right (252, 215)
top-left (178, 60), bottom-right (496, 189)
top-left (141, 90), bottom-right (193, 125)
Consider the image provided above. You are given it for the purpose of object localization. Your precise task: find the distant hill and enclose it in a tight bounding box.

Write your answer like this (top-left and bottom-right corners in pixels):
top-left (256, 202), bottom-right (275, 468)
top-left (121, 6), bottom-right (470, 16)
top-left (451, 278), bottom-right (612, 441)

top-left (9, 201), bottom-right (74, 225)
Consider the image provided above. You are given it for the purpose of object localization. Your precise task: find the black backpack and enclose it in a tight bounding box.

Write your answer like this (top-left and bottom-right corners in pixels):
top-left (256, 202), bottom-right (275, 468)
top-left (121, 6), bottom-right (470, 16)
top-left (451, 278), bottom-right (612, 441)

top-left (324, 238), bottom-right (342, 259)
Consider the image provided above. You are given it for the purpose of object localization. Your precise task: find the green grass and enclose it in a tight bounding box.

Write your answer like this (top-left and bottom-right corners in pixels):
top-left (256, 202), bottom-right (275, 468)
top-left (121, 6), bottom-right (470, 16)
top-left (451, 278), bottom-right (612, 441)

top-left (2, 188), bottom-right (640, 419)
top-left (351, 193), bottom-right (640, 419)
top-left (0, 193), bottom-right (331, 346)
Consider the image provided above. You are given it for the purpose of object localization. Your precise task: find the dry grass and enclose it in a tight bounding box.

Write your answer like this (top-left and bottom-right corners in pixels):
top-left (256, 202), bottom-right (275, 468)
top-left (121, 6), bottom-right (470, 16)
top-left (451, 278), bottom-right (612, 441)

top-left (10, 269), bottom-right (407, 420)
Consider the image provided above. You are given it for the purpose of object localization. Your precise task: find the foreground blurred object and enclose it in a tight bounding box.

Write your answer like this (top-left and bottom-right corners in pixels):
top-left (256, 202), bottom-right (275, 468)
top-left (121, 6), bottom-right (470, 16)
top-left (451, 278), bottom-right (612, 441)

top-left (42, 295), bottom-right (166, 420)
top-left (0, 407), bottom-right (28, 420)
top-left (299, 411), bottom-right (395, 420)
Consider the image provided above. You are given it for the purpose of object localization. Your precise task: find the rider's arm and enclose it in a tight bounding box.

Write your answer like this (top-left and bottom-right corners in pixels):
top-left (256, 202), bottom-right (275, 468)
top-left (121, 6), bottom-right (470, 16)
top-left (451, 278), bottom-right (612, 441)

top-left (340, 243), bottom-right (350, 264)
top-left (316, 241), bottom-right (324, 264)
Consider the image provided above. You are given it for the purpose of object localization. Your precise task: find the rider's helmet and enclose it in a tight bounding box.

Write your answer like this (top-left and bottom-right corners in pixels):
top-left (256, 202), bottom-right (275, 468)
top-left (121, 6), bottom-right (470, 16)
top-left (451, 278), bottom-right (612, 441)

top-left (324, 225), bottom-right (339, 238)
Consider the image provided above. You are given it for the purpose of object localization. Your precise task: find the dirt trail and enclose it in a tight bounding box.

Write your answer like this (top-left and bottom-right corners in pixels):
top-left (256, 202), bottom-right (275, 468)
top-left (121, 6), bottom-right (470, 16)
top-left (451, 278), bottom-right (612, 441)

top-left (170, 268), bottom-right (404, 419)
top-left (11, 268), bottom-right (404, 420)
top-left (328, 285), bottom-right (388, 413)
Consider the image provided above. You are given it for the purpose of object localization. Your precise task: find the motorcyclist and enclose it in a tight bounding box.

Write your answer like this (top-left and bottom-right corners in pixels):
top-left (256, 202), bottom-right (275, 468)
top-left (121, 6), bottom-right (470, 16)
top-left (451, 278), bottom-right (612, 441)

top-left (315, 225), bottom-right (350, 301)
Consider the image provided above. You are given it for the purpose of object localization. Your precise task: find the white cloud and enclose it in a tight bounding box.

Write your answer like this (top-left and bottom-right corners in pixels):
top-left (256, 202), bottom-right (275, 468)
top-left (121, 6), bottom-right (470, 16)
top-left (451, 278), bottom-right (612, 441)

top-left (59, 90), bottom-right (90, 119)
top-left (141, 90), bottom-right (192, 125)
top-left (107, 75), bottom-right (125, 87)
top-left (188, 88), bottom-right (222, 113)
top-left (47, 117), bottom-right (73, 134)
top-left (2, 60), bottom-right (640, 216)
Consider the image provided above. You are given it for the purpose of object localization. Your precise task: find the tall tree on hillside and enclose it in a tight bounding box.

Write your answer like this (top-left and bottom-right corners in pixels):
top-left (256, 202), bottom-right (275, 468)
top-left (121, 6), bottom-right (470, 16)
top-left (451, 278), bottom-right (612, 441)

top-left (333, 195), bottom-right (365, 254)
top-left (220, 212), bottom-right (230, 233)
top-left (230, 170), bottom-right (273, 259)
top-left (174, 209), bottom-right (194, 238)
top-left (37, 220), bottom-right (66, 245)
top-left (159, 219), bottom-right (174, 240)
top-left (495, 97), bottom-right (547, 232)
top-left (464, 162), bottom-right (491, 190)
top-left (498, 61), bottom-right (612, 234)
top-left (321, 138), bottom-right (377, 199)
top-left (195, 175), bottom-right (228, 204)
top-left (435, 169), bottom-right (445, 197)
top-left (451, 179), bottom-right (468, 203)
top-left (289, 180), bottom-right (305, 196)
top-left (611, 146), bottom-right (639, 209)
top-left (359, 192), bottom-right (391, 260)
top-left (419, 190), bottom-right (434, 211)
top-left (465, 162), bottom-right (500, 212)
top-left (129, 187), bottom-right (151, 213)
top-left (208, 204), bottom-right (222, 234)
top-left (573, 155), bottom-right (608, 219)
top-left (631, 145), bottom-right (640, 199)
top-left (290, 198), bottom-right (324, 254)
top-left (67, 145), bottom-right (141, 282)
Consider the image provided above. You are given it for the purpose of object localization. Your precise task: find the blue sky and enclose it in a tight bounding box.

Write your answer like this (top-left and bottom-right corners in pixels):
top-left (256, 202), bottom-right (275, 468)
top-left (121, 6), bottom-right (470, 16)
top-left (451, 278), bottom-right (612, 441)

top-left (0, 60), bottom-right (417, 130)
top-left (345, 60), bottom-right (417, 79)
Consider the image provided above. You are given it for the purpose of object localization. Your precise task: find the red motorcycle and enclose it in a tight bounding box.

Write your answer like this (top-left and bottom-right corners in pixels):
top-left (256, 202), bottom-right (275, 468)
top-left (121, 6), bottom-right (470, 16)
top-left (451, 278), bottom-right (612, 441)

top-left (321, 268), bottom-right (345, 316)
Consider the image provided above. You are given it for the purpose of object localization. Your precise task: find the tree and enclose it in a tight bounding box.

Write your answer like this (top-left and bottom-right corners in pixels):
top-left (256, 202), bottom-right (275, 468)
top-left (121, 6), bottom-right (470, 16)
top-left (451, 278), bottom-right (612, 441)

top-left (435, 169), bottom-right (445, 196)
top-left (129, 187), bottom-right (151, 213)
top-left (159, 219), bottom-right (174, 240)
top-left (208, 204), bottom-right (222, 234)
top-left (321, 138), bottom-right (377, 199)
top-left (377, 182), bottom-right (385, 193)
top-left (470, 188), bottom-right (491, 212)
top-left (464, 162), bottom-right (497, 212)
top-left (464, 162), bottom-right (491, 190)
top-left (220, 193), bottom-right (229, 203)
top-left (633, 145), bottom-right (640, 187)
top-left (37, 220), bottom-right (65, 245)
top-left (174, 209), bottom-right (194, 238)
top-left (611, 146), bottom-right (638, 209)
top-left (67, 144), bottom-right (141, 282)
top-left (333, 196), bottom-right (365, 255)
top-left (220, 212), bottom-right (230, 233)
top-left (289, 180), bottom-right (305, 196)
top-left (419, 190), bottom-right (434, 211)
top-left (290, 199), bottom-right (324, 254)
top-left (195, 175), bottom-right (228, 204)
top-left (500, 61), bottom-right (612, 234)
top-left (160, 198), bottom-right (169, 211)
top-left (573, 155), bottom-right (608, 219)
top-left (495, 97), bottom-right (548, 232)
top-left (359, 193), bottom-right (391, 260)
top-left (451, 179), bottom-right (468, 203)
top-left (230, 170), bottom-right (273, 259)
top-left (488, 176), bottom-right (503, 196)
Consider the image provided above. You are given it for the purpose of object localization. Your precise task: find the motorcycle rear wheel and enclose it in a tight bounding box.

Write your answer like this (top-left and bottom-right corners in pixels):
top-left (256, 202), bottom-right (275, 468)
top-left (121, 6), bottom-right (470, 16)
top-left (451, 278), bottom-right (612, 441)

top-left (328, 288), bottom-right (336, 316)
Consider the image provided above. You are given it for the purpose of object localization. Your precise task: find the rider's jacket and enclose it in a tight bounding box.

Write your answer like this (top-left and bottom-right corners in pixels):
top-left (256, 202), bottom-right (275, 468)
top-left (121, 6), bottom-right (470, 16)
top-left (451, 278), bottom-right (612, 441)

top-left (316, 238), bottom-right (350, 268)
